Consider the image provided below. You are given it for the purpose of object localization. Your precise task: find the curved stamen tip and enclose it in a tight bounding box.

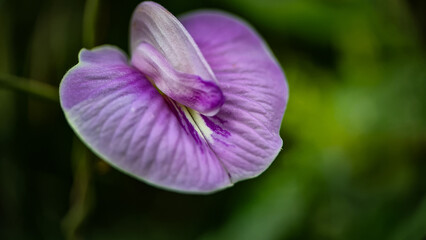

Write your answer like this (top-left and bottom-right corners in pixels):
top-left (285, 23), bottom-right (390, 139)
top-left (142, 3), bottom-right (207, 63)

top-left (132, 42), bottom-right (224, 116)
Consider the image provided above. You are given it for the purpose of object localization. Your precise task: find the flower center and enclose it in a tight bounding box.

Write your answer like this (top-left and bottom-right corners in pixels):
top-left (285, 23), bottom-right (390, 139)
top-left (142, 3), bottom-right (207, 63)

top-left (131, 42), bottom-right (224, 116)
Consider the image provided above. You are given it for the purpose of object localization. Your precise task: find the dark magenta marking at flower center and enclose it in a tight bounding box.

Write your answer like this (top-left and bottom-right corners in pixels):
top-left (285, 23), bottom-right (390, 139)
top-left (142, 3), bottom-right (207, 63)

top-left (201, 115), bottom-right (230, 137)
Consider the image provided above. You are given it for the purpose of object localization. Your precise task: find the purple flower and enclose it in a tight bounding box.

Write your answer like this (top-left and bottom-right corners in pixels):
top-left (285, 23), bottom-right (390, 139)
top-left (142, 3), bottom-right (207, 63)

top-left (60, 1), bottom-right (288, 193)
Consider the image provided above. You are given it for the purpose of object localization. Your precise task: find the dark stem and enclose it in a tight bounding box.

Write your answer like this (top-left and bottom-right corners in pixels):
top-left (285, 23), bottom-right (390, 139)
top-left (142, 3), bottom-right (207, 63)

top-left (82, 0), bottom-right (100, 48)
top-left (0, 73), bottom-right (59, 102)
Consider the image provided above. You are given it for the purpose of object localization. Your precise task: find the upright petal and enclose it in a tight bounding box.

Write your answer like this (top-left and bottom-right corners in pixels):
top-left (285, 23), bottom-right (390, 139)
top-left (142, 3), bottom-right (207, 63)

top-left (60, 46), bottom-right (231, 193)
top-left (130, 1), bottom-right (224, 116)
top-left (131, 2), bottom-right (216, 78)
top-left (180, 12), bottom-right (289, 182)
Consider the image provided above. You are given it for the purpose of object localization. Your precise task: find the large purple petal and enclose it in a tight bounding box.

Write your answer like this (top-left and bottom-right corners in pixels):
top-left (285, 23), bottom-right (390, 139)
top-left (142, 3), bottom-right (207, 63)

top-left (180, 12), bottom-right (289, 181)
top-left (60, 46), bottom-right (231, 193)
top-left (130, 2), bottom-right (224, 116)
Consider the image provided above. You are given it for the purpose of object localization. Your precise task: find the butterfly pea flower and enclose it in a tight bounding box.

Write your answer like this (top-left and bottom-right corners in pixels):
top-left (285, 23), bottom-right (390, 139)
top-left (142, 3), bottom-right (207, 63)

top-left (60, 1), bottom-right (289, 193)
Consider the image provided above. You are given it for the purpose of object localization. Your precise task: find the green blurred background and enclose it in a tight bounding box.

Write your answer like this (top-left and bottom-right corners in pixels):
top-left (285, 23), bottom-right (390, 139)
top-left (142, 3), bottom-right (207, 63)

top-left (1, 0), bottom-right (425, 239)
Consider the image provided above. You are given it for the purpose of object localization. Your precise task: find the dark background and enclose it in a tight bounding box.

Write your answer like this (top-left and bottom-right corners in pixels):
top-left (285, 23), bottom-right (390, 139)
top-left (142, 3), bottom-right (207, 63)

top-left (1, 0), bottom-right (425, 239)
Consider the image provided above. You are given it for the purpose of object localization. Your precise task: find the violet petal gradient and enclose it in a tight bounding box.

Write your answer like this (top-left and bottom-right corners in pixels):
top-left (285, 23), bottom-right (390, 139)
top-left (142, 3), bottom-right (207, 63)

top-left (132, 42), bottom-right (224, 116)
top-left (130, 2), bottom-right (223, 116)
top-left (60, 5), bottom-right (288, 193)
top-left (60, 46), bottom-right (231, 193)
top-left (180, 11), bottom-right (289, 182)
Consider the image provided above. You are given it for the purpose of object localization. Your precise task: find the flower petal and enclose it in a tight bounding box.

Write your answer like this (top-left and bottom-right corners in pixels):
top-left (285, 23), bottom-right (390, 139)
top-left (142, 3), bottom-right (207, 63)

top-left (130, 2), bottom-right (222, 112)
top-left (60, 46), bottom-right (231, 193)
top-left (132, 42), bottom-right (224, 116)
top-left (180, 12), bottom-right (289, 181)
